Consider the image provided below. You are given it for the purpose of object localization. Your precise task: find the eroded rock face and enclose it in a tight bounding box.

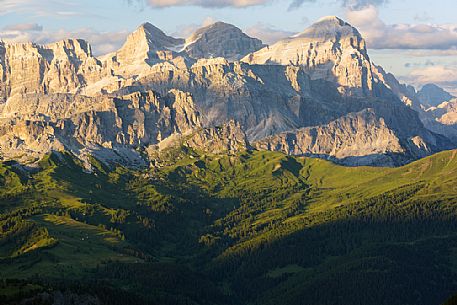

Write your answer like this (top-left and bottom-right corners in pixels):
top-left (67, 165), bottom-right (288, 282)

top-left (0, 41), bottom-right (7, 103)
top-left (254, 107), bottom-right (443, 166)
top-left (184, 120), bottom-right (250, 154)
top-left (372, 65), bottom-right (457, 142)
top-left (243, 16), bottom-right (374, 97)
top-left (0, 18), bottom-right (454, 166)
top-left (427, 99), bottom-right (457, 126)
top-left (184, 22), bottom-right (265, 61)
top-left (1, 39), bottom-right (103, 98)
top-left (0, 90), bottom-right (201, 164)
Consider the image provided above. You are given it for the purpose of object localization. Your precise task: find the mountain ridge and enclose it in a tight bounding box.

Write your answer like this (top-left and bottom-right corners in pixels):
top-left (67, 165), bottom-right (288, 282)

top-left (0, 16), bottom-right (455, 167)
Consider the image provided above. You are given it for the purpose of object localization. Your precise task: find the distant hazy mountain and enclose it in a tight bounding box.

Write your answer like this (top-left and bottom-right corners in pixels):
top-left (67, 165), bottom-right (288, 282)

top-left (417, 83), bottom-right (454, 108)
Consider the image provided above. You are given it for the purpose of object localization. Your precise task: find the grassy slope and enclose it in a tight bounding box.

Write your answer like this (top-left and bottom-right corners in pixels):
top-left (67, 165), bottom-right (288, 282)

top-left (1, 149), bottom-right (457, 304)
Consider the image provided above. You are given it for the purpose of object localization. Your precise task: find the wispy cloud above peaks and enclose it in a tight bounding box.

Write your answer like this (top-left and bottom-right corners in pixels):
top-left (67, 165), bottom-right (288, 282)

top-left (3, 23), bottom-right (43, 32)
top-left (346, 5), bottom-right (457, 50)
top-left (342, 0), bottom-right (387, 9)
top-left (0, 24), bottom-right (128, 55)
top-left (287, 0), bottom-right (386, 11)
top-left (144, 0), bottom-right (272, 8)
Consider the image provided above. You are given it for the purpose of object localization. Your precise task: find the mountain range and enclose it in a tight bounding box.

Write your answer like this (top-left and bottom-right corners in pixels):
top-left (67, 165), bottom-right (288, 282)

top-left (3, 15), bottom-right (457, 305)
top-left (1, 16), bottom-right (457, 168)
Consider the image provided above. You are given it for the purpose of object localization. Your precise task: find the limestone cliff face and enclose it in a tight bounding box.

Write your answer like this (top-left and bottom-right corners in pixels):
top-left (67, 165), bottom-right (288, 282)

top-left (255, 109), bottom-right (404, 165)
top-left (253, 107), bottom-right (445, 166)
top-left (0, 41), bottom-right (7, 103)
top-left (372, 65), bottom-right (457, 142)
top-left (1, 39), bottom-right (103, 98)
top-left (138, 58), bottom-right (314, 140)
top-left (427, 99), bottom-right (457, 126)
top-left (0, 90), bottom-right (201, 163)
top-left (242, 17), bottom-right (374, 97)
top-left (0, 18), bottom-right (454, 166)
top-left (184, 22), bottom-right (264, 61)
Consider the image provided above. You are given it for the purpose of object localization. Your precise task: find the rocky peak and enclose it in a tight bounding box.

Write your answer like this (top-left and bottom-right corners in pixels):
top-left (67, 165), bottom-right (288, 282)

top-left (417, 84), bottom-right (454, 108)
top-left (184, 21), bottom-right (264, 61)
top-left (242, 16), bottom-right (373, 97)
top-left (113, 23), bottom-right (184, 68)
top-left (136, 22), bottom-right (184, 51)
top-left (296, 16), bottom-right (367, 57)
top-left (297, 16), bottom-right (364, 44)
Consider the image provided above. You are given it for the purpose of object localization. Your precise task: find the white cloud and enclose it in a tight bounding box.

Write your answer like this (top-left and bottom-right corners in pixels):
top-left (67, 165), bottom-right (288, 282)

top-left (399, 65), bottom-right (457, 96)
top-left (346, 5), bottom-right (457, 50)
top-left (0, 0), bottom-right (33, 15)
top-left (3, 23), bottom-right (43, 32)
top-left (140, 0), bottom-right (387, 9)
top-left (145, 0), bottom-right (272, 8)
top-left (0, 26), bottom-right (129, 55)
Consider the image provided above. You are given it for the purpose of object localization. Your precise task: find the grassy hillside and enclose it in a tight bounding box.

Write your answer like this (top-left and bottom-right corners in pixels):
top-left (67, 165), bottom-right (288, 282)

top-left (1, 149), bottom-right (457, 304)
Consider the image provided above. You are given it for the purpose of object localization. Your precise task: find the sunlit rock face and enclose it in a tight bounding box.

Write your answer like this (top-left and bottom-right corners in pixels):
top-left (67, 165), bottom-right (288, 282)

top-left (255, 109), bottom-right (404, 159)
top-left (243, 17), bottom-right (374, 97)
top-left (0, 90), bottom-right (201, 164)
top-left (0, 18), bottom-right (454, 166)
top-left (1, 39), bottom-right (104, 98)
top-left (184, 22), bottom-right (265, 61)
top-left (102, 22), bottom-right (185, 78)
top-left (184, 120), bottom-right (250, 154)
top-left (424, 99), bottom-right (457, 141)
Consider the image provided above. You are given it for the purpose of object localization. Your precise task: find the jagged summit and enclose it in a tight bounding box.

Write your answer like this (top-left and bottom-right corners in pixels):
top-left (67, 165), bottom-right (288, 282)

top-left (184, 21), bottom-right (264, 61)
top-left (295, 16), bottom-right (363, 42)
top-left (102, 22), bottom-right (185, 76)
top-left (318, 15), bottom-right (345, 22)
top-left (116, 22), bottom-right (184, 61)
top-left (136, 22), bottom-right (184, 50)
top-left (242, 16), bottom-right (372, 96)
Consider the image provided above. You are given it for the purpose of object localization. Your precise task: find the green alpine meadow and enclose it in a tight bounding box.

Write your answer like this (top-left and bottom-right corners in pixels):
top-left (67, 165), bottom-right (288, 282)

top-left (2, 147), bottom-right (457, 304)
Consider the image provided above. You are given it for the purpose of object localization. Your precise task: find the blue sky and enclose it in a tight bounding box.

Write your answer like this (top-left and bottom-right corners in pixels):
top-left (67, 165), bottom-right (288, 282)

top-left (1, 0), bottom-right (457, 93)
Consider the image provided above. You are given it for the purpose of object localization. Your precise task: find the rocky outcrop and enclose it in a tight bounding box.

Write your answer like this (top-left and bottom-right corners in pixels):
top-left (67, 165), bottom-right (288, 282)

top-left (0, 90), bottom-right (201, 164)
top-left (184, 22), bottom-right (264, 61)
top-left (0, 39), bottom-right (103, 98)
top-left (426, 99), bottom-right (457, 125)
top-left (254, 108), bottom-right (441, 166)
top-left (184, 120), bottom-right (249, 154)
top-left (0, 41), bottom-right (7, 103)
top-left (372, 65), bottom-right (457, 142)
